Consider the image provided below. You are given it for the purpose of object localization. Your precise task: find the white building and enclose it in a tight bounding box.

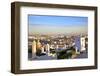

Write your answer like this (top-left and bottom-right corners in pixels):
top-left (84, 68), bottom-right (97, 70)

top-left (32, 40), bottom-right (36, 58)
top-left (74, 35), bottom-right (86, 53)
top-left (63, 44), bottom-right (67, 49)
top-left (56, 45), bottom-right (59, 49)
top-left (80, 37), bottom-right (86, 52)
top-left (46, 43), bottom-right (50, 55)
top-left (41, 46), bottom-right (46, 53)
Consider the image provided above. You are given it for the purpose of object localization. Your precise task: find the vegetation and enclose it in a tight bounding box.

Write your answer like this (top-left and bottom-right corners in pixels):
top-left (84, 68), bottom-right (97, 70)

top-left (28, 48), bottom-right (32, 53)
top-left (57, 50), bottom-right (72, 59)
top-left (57, 47), bottom-right (76, 59)
top-left (36, 49), bottom-right (42, 56)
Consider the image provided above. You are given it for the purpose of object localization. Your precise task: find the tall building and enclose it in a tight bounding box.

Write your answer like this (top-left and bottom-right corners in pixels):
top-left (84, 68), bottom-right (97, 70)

top-left (74, 36), bottom-right (81, 53)
top-left (63, 44), bottom-right (67, 49)
top-left (41, 46), bottom-right (45, 53)
top-left (46, 43), bottom-right (50, 55)
top-left (36, 40), bottom-right (41, 49)
top-left (32, 40), bottom-right (36, 58)
top-left (80, 37), bottom-right (86, 52)
top-left (56, 45), bottom-right (58, 50)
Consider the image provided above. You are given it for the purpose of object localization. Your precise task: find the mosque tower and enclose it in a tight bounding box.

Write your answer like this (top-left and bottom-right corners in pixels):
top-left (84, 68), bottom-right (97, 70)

top-left (41, 46), bottom-right (45, 53)
top-left (56, 45), bottom-right (59, 50)
top-left (80, 37), bottom-right (86, 52)
top-left (46, 43), bottom-right (50, 55)
top-left (32, 40), bottom-right (36, 58)
top-left (36, 39), bottom-right (41, 49)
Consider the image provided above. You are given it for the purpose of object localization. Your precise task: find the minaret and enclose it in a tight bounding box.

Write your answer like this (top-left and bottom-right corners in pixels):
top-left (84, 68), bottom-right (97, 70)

top-left (63, 44), bottom-right (67, 49)
top-left (36, 39), bottom-right (42, 55)
top-left (80, 37), bottom-right (86, 52)
top-left (36, 40), bottom-right (41, 49)
top-left (41, 46), bottom-right (46, 53)
top-left (56, 45), bottom-right (58, 50)
top-left (46, 43), bottom-right (50, 55)
top-left (32, 40), bottom-right (36, 58)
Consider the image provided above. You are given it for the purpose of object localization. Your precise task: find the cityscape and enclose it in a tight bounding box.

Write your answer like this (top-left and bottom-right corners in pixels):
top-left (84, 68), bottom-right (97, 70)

top-left (28, 15), bottom-right (88, 60)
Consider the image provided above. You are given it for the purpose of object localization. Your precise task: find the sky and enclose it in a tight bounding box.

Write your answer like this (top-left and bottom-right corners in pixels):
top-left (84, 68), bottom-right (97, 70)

top-left (28, 15), bottom-right (88, 35)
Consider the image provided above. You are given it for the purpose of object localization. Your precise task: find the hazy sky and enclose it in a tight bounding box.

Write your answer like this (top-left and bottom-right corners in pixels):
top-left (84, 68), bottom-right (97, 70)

top-left (28, 15), bottom-right (88, 35)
